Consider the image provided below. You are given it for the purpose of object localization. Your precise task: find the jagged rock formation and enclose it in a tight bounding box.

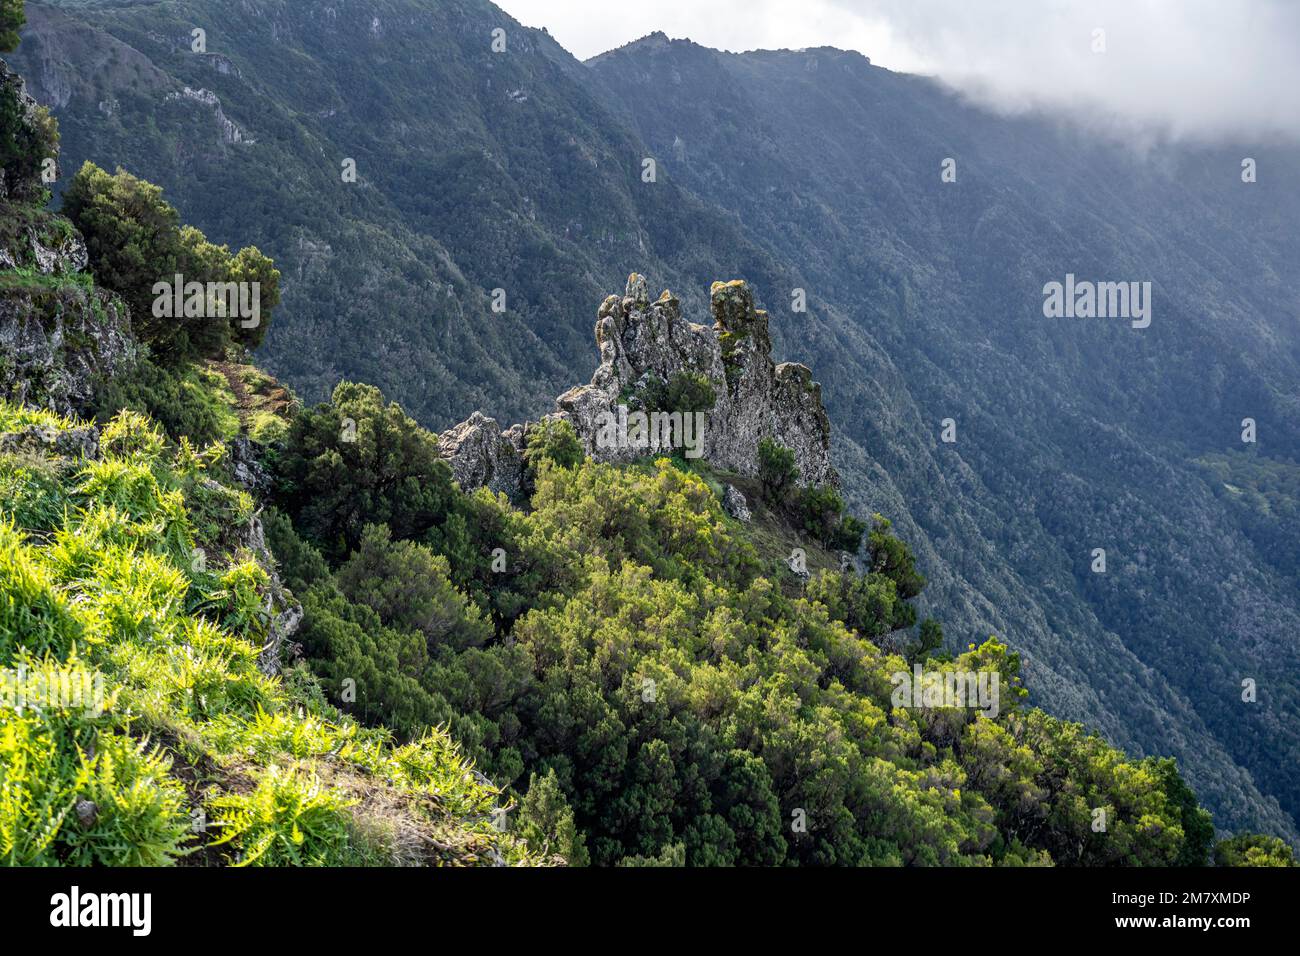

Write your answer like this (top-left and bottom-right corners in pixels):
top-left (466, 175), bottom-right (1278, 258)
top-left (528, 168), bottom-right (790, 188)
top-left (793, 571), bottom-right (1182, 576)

top-left (437, 411), bottom-right (528, 500)
top-left (440, 274), bottom-right (837, 497)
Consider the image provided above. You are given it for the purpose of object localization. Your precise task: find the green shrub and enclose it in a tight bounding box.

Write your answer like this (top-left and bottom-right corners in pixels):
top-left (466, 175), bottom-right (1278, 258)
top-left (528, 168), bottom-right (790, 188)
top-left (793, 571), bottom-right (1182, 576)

top-left (525, 418), bottom-right (584, 477)
top-left (0, 521), bottom-right (83, 659)
top-left (58, 732), bottom-right (193, 866)
top-left (207, 765), bottom-right (359, 866)
top-left (272, 381), bottom-right (456, 562)
top-left (0, 0), bottom-right (25, 53)
top-left (92, 357), bottom-right (237, 447)
top-left (757, 437), bottom-right (798, 503)
top-left (1214, 834), bottom-right (1296, 867)
top-left (62, 163), bottom-right (280, 364)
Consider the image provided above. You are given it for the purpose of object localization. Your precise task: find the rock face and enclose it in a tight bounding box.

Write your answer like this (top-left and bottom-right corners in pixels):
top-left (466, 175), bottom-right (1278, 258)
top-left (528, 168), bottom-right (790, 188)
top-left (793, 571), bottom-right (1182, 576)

top-left (0, 282), bottom-right (137, 417)
top-left (440, 274), bottom-right (837, 495)
top-left (1, 57), bottom-right (136, 418)
top-left (437, 411), bottom-right (528, 499)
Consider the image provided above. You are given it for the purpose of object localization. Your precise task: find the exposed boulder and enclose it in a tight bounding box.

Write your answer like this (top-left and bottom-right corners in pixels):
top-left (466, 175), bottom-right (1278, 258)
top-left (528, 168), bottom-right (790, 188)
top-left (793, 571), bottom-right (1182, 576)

top-left (0, 422), bottom-right (99, 460)
top-left (228, 434), bottom-right (272, 495)
top-left (722, 484), bottom-right (751, 522)
top-left (441, 274), bottom-right (838, 495)
top-left (437, 411), bottom-right (528, 499)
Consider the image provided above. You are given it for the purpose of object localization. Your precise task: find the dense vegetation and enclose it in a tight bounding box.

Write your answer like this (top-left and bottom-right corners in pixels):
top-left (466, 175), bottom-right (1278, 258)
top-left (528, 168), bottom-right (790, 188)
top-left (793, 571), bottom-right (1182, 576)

top-left (21, 0), bottom-right (1300, 843)
top-left (0, 401), bottom-right (539, 865)
top-left (259, 382), bottom-right (1269, 866)
top-left (63, 161), bottom-right (280, 363)
top-left (2, 1), bottom-right (1295, 867)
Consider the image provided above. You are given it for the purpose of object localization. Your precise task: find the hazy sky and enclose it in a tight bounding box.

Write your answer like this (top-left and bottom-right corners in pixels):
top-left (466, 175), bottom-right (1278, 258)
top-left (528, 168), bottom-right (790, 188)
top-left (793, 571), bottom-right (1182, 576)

top-left (495, 0), bottom-right (1300, 142)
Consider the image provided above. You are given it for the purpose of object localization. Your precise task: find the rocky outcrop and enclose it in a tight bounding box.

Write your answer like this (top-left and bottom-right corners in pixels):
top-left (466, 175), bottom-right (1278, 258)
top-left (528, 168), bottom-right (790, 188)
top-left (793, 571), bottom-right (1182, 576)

top-left (0, 282), bottom-right (137, 417)
top-left (437, 411), bottom-right (528, 499)
top-left (1, 54), bottom-right (136, 418)
top-left (0, 422), bottom-right (100, 460)
top-left (233, 510), bottom-right (304, 677)
top-left (439, 274), bottom-right (838, 496)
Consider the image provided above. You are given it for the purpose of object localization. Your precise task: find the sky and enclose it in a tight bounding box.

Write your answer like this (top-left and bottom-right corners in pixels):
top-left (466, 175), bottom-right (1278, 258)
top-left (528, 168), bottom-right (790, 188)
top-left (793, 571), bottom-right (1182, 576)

top-left (494, 0), bottom-right (1300, 142)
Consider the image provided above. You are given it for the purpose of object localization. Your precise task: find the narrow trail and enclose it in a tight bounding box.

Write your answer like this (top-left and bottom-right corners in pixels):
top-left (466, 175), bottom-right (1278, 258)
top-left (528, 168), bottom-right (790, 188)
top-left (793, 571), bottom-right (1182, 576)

top-left (213, 361), bottom-right (252, 428)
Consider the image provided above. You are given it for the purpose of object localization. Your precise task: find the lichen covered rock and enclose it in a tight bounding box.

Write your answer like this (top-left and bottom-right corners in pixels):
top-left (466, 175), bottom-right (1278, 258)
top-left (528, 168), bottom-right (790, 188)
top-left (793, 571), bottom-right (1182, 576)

top-left (437, 410), bottom-right (528, 498)
top-left (441, 274), bottom-right (837, 495)
top-left (0, 279), bottom-right (137, 417)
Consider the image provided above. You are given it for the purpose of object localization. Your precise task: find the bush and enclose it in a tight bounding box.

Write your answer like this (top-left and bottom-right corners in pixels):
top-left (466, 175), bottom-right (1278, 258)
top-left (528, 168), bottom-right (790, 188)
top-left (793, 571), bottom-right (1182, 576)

top-left (272, 382), bottom-right (456, 562)
top-left (757, 437), bottom-right (798, 503)
top-left (0, 76), bottom-right (58, 204)
top-left (336, 524), bottom-right (491, 653)
top-left (525, 417), bottom-right (584, 478)
top-left (795, 484), bottom-right (864, 551)
top-left (92, 357), bottom-right (239, 447)
top-left (0, 0), bottom-right (24, 53)
top-left (636, 370), bottom-right (717, 415)
top-left (867, 516), bottom-right (925, 600)
top-left (63, 163), bottom-right (280, 363)
top-left (208, 766), bottom-right (359, 866)
top-left (1214, 834), bottom-right (1296, 867)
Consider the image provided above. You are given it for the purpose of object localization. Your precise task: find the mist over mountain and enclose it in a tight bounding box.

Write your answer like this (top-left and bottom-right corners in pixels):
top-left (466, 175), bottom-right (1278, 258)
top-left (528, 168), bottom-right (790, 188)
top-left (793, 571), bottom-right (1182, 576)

top-left (12, 0), bottom-right (1300, 844)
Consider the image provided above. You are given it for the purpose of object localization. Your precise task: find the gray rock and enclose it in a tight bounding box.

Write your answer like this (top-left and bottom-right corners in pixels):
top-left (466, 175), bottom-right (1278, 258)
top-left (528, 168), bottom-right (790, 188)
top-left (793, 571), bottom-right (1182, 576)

top-left (437, 411), bottom-right (528, 499)
top-left (228, 435), bottom-right (272, 494)
top-left (722, 484), bottom-right (751, 522)
top-left (439, 274), bottom-right (839, 494)
top-left (235, 513), bottom-right (304, 677)
top-left (0, 423), bottom-right (100, 460)
top-left (0, 285), bottom-right (137, 418)
top-left (74, 799), bottom-right (98, 828)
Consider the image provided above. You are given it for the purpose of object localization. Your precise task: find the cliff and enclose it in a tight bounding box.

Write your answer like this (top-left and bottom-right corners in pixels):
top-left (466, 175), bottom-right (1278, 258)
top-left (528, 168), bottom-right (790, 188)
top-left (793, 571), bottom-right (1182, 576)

top-left (439, 273), bottom-right (837, 499)
top-left (0, 58), bottom-right (135, 416)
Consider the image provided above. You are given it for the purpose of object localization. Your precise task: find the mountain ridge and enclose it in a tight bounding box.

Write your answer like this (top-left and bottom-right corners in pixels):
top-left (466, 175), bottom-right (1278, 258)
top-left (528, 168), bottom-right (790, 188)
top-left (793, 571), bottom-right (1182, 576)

top-left (12, 0), bottom-right (1299, 844)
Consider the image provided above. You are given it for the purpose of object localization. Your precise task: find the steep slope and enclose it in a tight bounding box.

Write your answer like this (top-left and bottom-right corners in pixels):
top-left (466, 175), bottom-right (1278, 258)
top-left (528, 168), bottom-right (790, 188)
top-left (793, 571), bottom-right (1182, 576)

top-left (3, 29), bottom-right (1292, 867)
top-left (0, 55), bottom-right (540, 863)
top-left (586, 35), bottom-right (1300, 841)
top-left (12, 0), bottom-right (795, 426)
top-left (15, 1), bottom-right (1299, 843)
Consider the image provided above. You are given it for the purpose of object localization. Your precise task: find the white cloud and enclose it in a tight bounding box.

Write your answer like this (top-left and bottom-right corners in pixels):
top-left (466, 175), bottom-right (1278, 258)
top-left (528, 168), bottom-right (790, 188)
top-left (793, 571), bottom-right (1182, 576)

top-left (495, 0), bottom-right (1300, 142)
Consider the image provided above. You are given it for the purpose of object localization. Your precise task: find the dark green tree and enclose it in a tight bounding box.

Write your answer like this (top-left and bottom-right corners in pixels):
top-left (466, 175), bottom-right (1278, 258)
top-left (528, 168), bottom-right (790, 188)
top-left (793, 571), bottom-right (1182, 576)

top-left (64, 163), bottom-right (279, 362)
top-left (1213, 834), bottom-right (1296, 867)
top-left (0, 0), bottom-right (24, 52)
top-left (757, 437), bottom-right (798, 503)
top-left (336, 523), bottom-right (491, 653)
top-left (525, 418), bottom-right (584, 477)
top-left (272, 381), bottom-right (456, 561)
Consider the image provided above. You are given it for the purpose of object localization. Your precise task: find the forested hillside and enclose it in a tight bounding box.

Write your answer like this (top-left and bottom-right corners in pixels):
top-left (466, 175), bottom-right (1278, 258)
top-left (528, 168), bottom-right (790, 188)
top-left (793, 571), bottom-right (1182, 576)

top-left (4, 0), bottom-right (1299, 855)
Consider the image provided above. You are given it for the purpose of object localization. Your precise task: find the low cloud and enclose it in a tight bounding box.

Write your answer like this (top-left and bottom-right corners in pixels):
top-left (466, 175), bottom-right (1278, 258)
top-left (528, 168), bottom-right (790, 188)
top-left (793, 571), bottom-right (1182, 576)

top-left (498, 0), bottom-right (1300, 142)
